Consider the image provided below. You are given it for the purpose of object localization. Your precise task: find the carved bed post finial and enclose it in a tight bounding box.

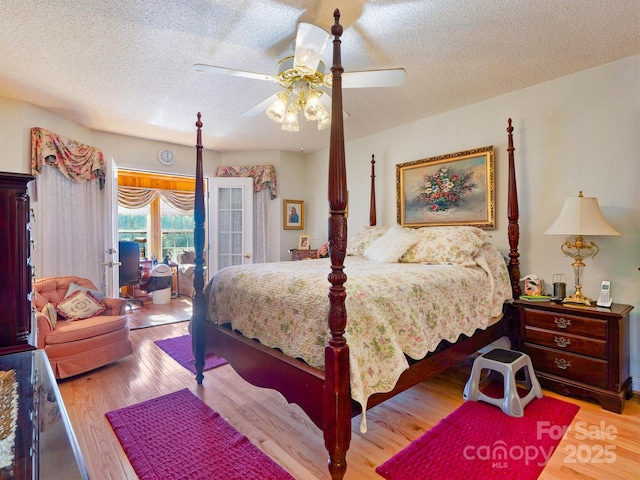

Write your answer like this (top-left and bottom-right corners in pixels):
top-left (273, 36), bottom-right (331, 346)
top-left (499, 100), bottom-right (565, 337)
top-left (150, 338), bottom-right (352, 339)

top-left (192, 112), bottom-right (206, 384)
top-left (506, 118), bottom-right (521, 299)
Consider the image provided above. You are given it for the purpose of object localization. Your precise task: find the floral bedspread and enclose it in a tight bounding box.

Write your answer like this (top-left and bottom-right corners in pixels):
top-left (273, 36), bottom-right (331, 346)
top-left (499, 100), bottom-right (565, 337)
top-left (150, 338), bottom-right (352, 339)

top-left (205, 243), bottom-right (512, 430)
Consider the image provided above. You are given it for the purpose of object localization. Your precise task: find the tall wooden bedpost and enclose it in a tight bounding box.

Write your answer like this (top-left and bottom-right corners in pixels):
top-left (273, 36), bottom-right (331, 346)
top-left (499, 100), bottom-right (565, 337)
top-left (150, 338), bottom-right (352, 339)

top-left (507, 118), bottom-right (521, 299)
top-left (324, 9), bottom-right (350, 480)
top-left (192, 112), bottom-right (206, 384)
top-left (370, 154), bottom-right (377, 226)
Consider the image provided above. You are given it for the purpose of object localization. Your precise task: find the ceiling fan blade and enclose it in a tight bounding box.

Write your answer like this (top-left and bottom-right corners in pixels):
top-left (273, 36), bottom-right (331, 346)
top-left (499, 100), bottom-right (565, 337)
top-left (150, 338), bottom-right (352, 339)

top-left (326, 68), bottom-right (407, 88)
top-left (240, 94), bottom-right (279, 117)
top-left (319, 91), bottom-right (350, 118)
top-left (193, 64), bottom-right (278, 83)
top-left (293, 23), bottom-right (330, 74)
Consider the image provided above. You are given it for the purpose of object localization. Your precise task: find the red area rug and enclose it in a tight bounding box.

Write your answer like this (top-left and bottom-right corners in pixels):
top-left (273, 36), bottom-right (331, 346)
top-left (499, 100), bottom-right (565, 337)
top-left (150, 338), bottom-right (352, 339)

top-left (376, 388), bottom-right (579, 480)
top-left (154, 334), bottom-right (227, 374)
top-left (106, 389), bottom-right (295, 480)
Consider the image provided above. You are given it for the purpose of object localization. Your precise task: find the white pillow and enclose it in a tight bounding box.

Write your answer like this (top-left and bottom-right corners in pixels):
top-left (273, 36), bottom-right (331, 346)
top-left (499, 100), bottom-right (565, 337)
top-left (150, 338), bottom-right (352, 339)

top-left (64, 282), bottom-right (105, 301)
top-left (364, 225), bottom-right (420, 263)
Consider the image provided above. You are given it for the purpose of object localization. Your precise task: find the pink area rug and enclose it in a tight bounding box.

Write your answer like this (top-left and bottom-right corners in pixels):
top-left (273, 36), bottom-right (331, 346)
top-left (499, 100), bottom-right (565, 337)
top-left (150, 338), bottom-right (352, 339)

top-left (376, 388), bottom-right (579, 480)
top-left (106, 389), bottom-right (295, 480)
top-left (154, 334), bottom-right (227, 374)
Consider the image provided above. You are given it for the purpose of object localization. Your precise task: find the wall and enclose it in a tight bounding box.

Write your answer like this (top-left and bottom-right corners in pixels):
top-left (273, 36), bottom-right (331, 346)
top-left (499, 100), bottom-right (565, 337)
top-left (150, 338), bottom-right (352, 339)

top-left (0, 98), bottom-right (314, 264)
top-left (304, 54), bottom-right (640, 390)
top-left (2, 54), bottom-right (637, 389)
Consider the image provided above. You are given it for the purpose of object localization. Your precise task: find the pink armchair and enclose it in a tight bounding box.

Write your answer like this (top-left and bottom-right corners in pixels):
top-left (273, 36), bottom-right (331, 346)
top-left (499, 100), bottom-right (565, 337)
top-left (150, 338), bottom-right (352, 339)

top-left (32, 276), bottom-right (133, 379)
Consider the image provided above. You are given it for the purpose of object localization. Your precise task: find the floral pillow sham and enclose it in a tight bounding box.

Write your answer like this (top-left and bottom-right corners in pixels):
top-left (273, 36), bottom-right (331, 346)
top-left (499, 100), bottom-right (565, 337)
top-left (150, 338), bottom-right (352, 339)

top-left (346, 225), bottom-right (389, 256)
top-left (400, 226), bottom-right (489, 266)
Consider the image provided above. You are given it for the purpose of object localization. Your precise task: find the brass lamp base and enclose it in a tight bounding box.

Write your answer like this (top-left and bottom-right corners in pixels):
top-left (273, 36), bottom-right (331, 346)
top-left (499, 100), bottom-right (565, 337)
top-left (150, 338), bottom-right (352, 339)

top-left (562, 287), bottom-right (592, 306)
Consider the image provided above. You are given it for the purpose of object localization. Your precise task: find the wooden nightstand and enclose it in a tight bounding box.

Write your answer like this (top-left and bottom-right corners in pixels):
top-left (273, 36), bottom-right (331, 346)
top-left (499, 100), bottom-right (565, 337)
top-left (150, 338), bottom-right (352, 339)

top-left (289, 249), bottom-right (318, 261)
top-left (514, 299), bottom-right (633, 413)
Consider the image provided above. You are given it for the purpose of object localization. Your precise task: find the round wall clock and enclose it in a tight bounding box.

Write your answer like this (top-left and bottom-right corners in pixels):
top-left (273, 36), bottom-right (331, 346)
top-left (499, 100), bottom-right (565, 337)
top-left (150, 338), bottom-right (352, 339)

top-left (157, 148), bottom-right (175, 166)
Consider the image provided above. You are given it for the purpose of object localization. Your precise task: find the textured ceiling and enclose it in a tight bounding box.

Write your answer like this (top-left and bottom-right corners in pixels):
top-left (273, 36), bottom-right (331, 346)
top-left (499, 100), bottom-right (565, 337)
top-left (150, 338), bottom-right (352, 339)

top-left (0, 1), bottom-right (638, 153)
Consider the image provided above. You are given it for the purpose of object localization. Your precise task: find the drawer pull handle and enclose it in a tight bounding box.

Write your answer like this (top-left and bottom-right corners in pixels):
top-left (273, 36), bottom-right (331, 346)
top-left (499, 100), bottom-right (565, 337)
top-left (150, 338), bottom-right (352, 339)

top-left (554, 317), bottom-right (571, 329)
top-left (555, 358), bottom-right (571, 370)
top-left (554, 336), bottom-right (571, 348)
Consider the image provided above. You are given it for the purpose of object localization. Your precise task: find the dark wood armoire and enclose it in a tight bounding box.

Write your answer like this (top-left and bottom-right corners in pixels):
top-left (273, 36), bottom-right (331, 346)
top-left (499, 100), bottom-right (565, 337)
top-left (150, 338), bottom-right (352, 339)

top-left (0, 172), bottom-right (35, 354)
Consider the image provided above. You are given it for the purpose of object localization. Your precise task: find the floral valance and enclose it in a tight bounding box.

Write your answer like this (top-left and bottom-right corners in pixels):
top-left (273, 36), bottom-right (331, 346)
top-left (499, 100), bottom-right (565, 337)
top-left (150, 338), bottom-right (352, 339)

top-left (31, 127), bottom-right (105, 184)
top-left (215, 165), bottom-right (277, 199)
top-left (118, 186), bottom-right (195, 212)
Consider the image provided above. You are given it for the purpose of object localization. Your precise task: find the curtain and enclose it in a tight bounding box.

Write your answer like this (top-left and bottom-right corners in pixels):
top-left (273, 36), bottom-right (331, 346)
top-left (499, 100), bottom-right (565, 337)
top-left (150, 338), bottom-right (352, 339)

top-left (215, 165), bottom-right (278, 199)
top-left (215, 165), bottom-right (277, 264)
top-left (31, 165), bottom-right (105, 289)
top-left (30, 128), bottom-right (106, 289)
top-left (118, 186), bottom-right (195, 211)
top-left (31, 127), bottom-right (105, 185)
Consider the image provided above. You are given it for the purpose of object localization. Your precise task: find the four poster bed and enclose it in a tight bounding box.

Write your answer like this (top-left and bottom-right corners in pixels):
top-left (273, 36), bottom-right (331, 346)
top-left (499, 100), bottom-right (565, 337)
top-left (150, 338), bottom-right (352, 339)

top-left (191, 10), bottom-right (522, 480)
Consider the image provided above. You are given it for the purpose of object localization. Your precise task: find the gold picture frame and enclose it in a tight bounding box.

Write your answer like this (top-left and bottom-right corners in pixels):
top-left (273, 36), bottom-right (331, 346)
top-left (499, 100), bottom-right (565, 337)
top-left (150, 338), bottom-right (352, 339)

top-left (284, 199), bottom-right (304, 230)
top-left (396, 146), bottom-right (495, 228)
top-left (298, 234), bottom-right (311, 250)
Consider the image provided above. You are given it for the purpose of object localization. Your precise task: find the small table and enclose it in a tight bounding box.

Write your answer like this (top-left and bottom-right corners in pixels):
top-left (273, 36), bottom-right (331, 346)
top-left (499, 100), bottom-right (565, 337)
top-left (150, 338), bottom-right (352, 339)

top-left (0, 350), bottom-right (88, 479)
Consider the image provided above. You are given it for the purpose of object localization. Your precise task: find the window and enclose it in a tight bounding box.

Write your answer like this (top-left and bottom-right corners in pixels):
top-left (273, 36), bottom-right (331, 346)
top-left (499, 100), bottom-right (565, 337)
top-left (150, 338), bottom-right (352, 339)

top-left (118, 205), bottom-right (150, 257)
top-left (161, 200), bottom-right (195, 262)
top-left (117, 170), bottom-right (202, 264)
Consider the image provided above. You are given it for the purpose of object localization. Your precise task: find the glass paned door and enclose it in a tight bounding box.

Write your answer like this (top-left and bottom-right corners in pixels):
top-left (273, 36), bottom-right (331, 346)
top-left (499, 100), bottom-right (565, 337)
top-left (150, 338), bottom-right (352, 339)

top-left (210, 177), bottom-right (253, 274)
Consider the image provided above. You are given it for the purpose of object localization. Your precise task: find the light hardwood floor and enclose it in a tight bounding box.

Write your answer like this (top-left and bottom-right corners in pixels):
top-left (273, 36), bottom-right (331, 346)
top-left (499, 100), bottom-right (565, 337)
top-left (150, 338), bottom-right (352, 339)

top-left (57, 303), bottom-right (640, 480)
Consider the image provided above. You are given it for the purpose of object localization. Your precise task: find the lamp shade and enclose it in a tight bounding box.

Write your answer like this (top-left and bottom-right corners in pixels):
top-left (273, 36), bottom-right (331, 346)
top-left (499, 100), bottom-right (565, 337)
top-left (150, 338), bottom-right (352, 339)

top-left (545, 192), bottom-right (620, 236)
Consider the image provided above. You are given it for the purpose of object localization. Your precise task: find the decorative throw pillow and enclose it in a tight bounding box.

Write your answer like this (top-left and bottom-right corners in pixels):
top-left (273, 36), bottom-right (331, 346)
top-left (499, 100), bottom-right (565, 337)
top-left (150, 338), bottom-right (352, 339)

top-left (346, 226), bottom-right (389, 256)
top-left (400, 226), bottom-right (488, 266)
top-left (364, 225), bottom-right (420, 263)
top-left (56, 290), bottom-right (106, 321)
top-left (41, 302), bottom-right (58, 329)
top-left (64, 282), bottom-right (105, 301)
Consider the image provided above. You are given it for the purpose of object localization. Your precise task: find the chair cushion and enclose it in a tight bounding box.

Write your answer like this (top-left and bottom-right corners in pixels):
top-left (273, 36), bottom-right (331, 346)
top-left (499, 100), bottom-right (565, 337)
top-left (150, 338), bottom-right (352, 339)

top-left (178, 264), bottom-right (195, 275)
top-left (56, 290), bottom-right (106, 320)
top-left (44, 315), bottom-right (128, 345)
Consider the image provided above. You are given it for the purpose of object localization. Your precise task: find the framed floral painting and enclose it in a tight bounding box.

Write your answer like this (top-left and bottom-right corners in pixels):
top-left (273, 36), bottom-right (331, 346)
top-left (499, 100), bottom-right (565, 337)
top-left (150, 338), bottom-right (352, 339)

top-left (396, 146), bottom-right (495, 228)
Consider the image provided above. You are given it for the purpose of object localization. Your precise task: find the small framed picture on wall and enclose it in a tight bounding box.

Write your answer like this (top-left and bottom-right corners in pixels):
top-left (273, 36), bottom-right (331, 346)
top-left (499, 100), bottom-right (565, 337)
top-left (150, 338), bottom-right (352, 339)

top-left (298, 234), bottom-right (311, 250)
top-left (284, 199), bottom-right (305, 230)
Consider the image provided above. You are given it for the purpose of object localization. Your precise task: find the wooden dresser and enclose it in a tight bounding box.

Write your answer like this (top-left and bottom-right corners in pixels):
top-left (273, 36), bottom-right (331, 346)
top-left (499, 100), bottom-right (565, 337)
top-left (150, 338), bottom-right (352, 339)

top-left (515, 299), bottom-right (633, 413)
top-left (290, 249), bottom-right (318, 261)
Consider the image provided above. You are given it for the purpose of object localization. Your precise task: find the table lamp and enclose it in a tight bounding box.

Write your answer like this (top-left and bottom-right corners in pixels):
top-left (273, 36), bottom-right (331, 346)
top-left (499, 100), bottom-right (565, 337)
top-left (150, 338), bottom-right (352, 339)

top-left (544, 191), bottom-right (620, 305)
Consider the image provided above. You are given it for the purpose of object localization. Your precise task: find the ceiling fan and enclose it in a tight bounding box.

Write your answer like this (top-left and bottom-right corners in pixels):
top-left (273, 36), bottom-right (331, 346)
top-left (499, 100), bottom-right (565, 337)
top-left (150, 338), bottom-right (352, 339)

top-left (193, 22), bottom-right (406, 132)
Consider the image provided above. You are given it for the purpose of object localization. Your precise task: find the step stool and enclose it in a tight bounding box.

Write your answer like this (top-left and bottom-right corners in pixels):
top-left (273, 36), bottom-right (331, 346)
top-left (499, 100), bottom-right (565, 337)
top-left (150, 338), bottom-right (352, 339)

top-left (463, 348), bottom-right (543, 417)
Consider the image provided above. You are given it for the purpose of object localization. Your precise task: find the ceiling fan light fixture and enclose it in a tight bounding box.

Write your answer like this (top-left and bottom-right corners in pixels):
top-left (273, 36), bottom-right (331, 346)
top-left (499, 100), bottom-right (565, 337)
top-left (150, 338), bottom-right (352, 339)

top-left (266, 91), bottom-right (289, 123)
top-left (281, 104), bottom-right (300, 132)
top-left (303, 91), bottom-right (324, 121)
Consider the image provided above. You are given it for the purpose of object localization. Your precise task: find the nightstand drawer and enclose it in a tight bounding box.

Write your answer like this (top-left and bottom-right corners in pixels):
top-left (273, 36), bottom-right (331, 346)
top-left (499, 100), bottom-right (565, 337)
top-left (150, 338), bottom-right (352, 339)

top-left (526, 343), bottom-right (607, 389)
top-left (523, 309), bottom-right (607, 339)
top-left (524, 326), bottom-right (607, 359)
